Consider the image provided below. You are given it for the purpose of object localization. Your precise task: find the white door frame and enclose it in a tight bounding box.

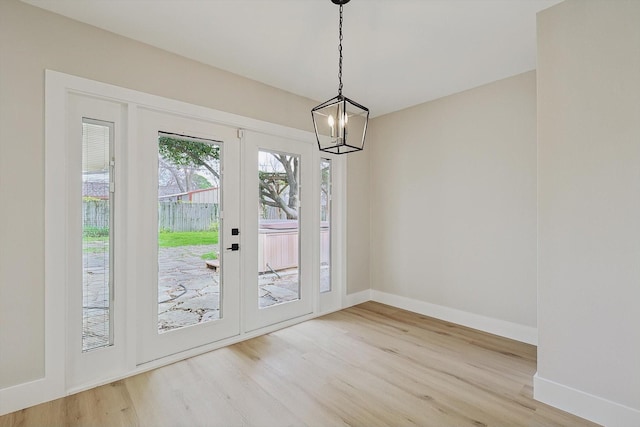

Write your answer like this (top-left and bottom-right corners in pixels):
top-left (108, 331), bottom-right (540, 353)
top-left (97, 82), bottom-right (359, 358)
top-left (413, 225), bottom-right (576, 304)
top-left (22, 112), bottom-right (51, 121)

top-left (317, 155), bottom-right (346, 314)
top-left (27, 69), bottom-right (348, 414)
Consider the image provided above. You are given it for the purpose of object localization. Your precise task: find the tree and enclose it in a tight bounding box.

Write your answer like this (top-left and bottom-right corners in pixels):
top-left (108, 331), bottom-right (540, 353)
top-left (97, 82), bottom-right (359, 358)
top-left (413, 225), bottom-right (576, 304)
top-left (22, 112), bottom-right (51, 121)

top-left (259, 153), bottom-right (299, 220)
top-left (159, 136), bottom-right (220, 192)
top-left (159, 136), bottom-right (298, 219)
top-left (191, 174), bottom-right (213, 190)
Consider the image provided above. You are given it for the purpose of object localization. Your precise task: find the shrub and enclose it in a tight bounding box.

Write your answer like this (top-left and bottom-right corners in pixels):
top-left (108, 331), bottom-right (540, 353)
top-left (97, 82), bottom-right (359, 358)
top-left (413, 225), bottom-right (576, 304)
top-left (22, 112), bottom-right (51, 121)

top-left (200, 251), bottom-right (218, 260)
top-left (83, 226), bottom-right (109, 237)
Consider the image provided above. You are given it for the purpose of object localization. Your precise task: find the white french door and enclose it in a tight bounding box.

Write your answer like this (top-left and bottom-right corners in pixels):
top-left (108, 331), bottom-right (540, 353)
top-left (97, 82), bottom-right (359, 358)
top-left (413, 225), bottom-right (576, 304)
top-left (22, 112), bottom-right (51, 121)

top-left (135, 108), bottom-right (241, 364)
top-left (53, 71), bottom-right (344, 397)
top-left (242, 131), bottom-right (314, 331)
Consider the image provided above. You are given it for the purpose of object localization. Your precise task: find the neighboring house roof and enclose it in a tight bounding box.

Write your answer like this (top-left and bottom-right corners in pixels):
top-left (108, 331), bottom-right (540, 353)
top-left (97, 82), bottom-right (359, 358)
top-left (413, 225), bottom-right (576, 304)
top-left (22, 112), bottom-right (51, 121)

top-left (83, 181), bottom-right (109, 199)
top-left (159, 187), bottom-right (219, 201)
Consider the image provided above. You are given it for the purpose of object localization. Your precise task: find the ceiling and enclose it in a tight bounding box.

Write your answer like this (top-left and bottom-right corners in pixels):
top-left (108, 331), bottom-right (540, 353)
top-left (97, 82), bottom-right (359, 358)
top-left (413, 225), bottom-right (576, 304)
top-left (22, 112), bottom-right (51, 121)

top-left (22, 0), bottom-right (561, 118)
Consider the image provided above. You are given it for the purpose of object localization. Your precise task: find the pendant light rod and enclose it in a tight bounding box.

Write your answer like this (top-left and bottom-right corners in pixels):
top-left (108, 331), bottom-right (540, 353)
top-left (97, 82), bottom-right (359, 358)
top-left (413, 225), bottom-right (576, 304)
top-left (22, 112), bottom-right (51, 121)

top-left (333, 0), bottom-right (349, 96)
top-left (338, 3), bottom-right (344, 95)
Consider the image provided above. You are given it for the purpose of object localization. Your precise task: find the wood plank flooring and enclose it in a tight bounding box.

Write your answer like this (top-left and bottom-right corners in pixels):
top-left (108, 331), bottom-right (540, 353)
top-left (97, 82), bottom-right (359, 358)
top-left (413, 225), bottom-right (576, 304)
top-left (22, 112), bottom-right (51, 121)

top-left (1, 302), bottom-right (598, 426)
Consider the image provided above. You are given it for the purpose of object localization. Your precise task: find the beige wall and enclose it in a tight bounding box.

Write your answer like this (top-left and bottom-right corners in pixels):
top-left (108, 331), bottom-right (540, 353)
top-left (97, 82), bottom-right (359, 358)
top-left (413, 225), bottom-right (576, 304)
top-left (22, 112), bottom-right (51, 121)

top-left (0, 0), bottom-right (370, 389)
top-left (537, 0), bottom-right (640, 421)
top-left (346, 152), bottom-right (371, 294)
top-left (368, 71), bottom-right (537, 328)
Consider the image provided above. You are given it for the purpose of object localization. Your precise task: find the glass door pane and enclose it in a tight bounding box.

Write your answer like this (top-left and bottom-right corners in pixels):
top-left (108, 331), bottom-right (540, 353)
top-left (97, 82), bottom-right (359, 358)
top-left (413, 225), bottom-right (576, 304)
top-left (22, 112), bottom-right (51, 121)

top-left (258, 151), bottom-right (301, 308)
top-left (320, 159), bottom-right (332, 293)
top-left (82, 118), bottom-right (114, 352)
top-left (157, 133), bottom-right (221, 332)
top-left (243, 131), bottom-right (313, 332)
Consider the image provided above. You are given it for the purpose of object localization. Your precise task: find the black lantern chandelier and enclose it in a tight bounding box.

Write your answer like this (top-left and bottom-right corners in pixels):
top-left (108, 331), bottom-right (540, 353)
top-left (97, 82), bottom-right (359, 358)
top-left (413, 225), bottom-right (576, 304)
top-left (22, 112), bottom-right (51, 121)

top-left (312, 0), bottom-right (369, 155)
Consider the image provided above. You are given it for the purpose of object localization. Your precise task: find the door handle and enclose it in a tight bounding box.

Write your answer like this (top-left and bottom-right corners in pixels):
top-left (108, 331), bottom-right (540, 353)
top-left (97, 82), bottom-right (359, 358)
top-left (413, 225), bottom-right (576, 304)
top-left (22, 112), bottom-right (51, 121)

top-left (226, 243), bottom-right (239, 251)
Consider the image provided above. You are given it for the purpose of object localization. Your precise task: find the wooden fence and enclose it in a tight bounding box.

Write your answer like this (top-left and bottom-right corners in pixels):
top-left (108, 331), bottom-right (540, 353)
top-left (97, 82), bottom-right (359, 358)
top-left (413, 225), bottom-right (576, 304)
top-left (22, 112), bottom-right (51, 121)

top-left (82, 200), bottom-right (219, 232)
top-left (158, 201), bottom-right (219, 232)
top-left (83, 200), bottom-right (109, 229)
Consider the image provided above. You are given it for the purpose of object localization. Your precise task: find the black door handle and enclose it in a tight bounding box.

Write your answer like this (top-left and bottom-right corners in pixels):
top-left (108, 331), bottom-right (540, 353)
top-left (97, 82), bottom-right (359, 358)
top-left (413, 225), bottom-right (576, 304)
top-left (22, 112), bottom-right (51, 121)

top-left (226, 243), bottom-right (239, 251)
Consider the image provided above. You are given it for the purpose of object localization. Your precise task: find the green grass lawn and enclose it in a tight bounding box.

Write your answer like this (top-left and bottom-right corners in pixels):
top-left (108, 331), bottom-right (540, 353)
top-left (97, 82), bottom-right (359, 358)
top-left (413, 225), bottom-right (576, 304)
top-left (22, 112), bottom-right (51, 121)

top-left (158, 231), bottom-right (219, 247)
top-left (160, 231), bottom-right (219, 260)
top-left (83, 231), bottom-right (219, 251)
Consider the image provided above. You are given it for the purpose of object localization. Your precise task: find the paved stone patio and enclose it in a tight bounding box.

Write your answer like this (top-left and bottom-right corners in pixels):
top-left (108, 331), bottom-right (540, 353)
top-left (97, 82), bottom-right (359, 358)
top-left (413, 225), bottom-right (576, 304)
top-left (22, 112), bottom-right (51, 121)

top-left (83, 244), bottom-right (310, 344)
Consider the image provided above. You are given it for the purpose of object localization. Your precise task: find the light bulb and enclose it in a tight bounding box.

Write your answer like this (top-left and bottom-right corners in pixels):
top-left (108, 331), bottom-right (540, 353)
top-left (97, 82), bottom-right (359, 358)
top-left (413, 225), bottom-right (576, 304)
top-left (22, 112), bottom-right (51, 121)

top-left (328, 114), bottom-right (335, 137)
top-left (339, 112), bottom-right (347, 129)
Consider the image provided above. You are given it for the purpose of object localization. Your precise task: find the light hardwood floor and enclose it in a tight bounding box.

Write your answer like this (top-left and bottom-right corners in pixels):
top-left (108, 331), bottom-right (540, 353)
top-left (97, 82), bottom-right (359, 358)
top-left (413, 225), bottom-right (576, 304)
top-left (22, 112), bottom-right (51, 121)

top-left (1, 302), bottom-right (598, 427)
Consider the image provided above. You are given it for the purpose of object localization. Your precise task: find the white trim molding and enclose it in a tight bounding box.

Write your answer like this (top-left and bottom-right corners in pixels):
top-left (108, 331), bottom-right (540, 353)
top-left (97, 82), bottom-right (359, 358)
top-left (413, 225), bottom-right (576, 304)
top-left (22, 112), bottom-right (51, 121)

top-left (342, 289), bottom-right (371, 308)
top-left (534, 373), bottom-right (640, 427)
top-left (0, 378), bottom-right (53, 417)
top-left (371, 290), bottom-right (538, 345)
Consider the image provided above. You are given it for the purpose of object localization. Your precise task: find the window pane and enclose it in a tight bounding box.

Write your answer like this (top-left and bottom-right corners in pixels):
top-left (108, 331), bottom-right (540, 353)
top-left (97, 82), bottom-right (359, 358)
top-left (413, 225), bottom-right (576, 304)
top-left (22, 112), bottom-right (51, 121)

top-left (82, 119), bottom-right (113, 352)
top-left (157, 133), bottom-right (222, 332)
top-left (320, 159), bottom-right (331, 293)
top-left (258, 150), bottom-right (300, 308)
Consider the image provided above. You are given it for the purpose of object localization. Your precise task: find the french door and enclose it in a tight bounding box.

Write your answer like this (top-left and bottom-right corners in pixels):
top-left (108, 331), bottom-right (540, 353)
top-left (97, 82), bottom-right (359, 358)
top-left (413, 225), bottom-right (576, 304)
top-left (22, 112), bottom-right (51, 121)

top-left (136, 109), bottom-right (241, 364)
top-left (242, 131), bottom-right (314, 331)
top-left (56, 72), bottom-right (342, 393)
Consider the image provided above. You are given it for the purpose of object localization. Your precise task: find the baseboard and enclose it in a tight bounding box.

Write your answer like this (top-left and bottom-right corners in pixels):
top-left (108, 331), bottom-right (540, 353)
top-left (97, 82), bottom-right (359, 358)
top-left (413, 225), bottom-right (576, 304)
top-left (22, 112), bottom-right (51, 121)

top-left (534, 373), bottom-right (640, 427)
top-left (0, 377), bottom-right (59, 416)
top-left (370, 290), bottom-right (538, 345)
top-left (343, 289), bottom-right (371, 308)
